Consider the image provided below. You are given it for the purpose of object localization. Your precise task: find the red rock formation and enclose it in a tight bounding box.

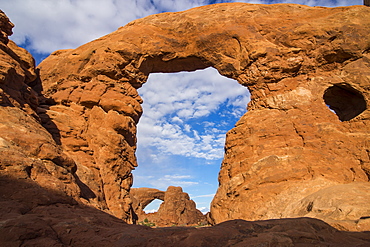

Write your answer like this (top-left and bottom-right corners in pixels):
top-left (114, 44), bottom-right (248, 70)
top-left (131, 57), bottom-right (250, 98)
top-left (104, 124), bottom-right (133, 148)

top-left (131, 187), bottom-right (207, 227)
top-left (145, 186), bottom-right (207, 227)
top-left (36, 51), bottom-right (143, 222)
top-left (131, 187), bottom-right (165, 211)
top-left (36, 3), bottom-right (370, 230)
top-left (0, 10), bottom-right (80, 203)
top-left (130, 187), bottom-right (165, 222)
top-left (1, 3), bottom-right (370, 243)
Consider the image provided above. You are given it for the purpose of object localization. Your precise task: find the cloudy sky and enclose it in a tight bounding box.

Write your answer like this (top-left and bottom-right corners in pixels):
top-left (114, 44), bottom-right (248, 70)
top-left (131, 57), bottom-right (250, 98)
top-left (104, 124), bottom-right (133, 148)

top-left (1, 0), bottom-right (362, 213)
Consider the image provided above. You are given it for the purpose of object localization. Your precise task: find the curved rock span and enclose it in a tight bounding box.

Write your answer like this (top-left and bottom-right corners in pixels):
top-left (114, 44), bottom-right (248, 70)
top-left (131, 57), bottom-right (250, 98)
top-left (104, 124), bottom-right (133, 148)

top-left (131, 186), bottom-right (207, 227)
top-left (1, 2), bottom-right (370, 238)
top-left (131, 187), bottom-right (165, 214)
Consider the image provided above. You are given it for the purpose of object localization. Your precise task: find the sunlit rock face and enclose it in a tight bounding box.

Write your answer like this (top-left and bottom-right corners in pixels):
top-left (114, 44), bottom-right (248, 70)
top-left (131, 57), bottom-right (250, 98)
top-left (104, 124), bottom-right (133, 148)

top-left (1, 3), bottom-right (370, 232)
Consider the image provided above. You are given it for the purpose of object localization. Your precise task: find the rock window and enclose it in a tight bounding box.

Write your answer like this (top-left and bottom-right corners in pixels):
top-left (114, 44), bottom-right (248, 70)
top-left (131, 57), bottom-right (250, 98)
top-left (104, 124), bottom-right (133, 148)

top-left (323, 84), bottom-right (367, 121)
top-left (132, 68), bottom-right (250, 213)
top-left (143, 199), bottom-right (162, 213)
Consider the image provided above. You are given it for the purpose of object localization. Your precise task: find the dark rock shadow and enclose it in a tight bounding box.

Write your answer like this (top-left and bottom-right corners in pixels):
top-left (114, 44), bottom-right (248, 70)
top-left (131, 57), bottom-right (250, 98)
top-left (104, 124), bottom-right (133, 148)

top-left (73, 173), bottom-right (96, 200)
top-left (32, 69), bottom-right (63, 146)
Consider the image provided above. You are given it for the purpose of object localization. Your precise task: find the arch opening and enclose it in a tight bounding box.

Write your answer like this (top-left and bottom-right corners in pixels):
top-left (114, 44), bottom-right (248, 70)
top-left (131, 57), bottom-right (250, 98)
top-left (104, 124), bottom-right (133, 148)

top-left (132, 67), bottom-right (250, 214)
top-left (143, 199), bottom-right (163, 214)
top-left (323, 84), bottom-right (367, 121)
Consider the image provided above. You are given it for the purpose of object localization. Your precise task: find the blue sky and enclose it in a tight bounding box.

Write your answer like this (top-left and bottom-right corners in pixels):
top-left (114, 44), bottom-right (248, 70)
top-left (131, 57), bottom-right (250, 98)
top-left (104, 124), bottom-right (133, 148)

top-left (1, 0), bottom-right (363, 213)
top-left (135, 68), bottom-right (249, 213)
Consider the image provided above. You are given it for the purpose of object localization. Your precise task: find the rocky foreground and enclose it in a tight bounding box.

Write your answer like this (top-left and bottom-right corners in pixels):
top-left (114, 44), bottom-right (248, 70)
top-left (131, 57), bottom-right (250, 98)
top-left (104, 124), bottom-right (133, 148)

top-left (1, 2), bottom-right (370, 246)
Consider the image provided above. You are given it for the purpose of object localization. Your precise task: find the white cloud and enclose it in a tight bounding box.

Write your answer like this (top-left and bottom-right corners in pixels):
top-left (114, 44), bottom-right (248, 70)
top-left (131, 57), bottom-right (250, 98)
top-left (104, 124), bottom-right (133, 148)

top-left (0, 0), bottom-right (211, 54)
top-left (134, 173), bottom-right (199, 190)
top-left (172, 116), bottom-right (183, 124)
top-left (144, 208), bottom-right (158, 214)
top-left (1, 0), bottom-right (361, 54)
top-left (137, 67), bottom-right (249, 161)
top-left (143, 199), bottom-right (163, 213)
top-left (192, 194), bottom-right (215, 198)
top-left (164, 175), bottom-right (192, 179)
top-left (197, 207), bottom-right (210, 214)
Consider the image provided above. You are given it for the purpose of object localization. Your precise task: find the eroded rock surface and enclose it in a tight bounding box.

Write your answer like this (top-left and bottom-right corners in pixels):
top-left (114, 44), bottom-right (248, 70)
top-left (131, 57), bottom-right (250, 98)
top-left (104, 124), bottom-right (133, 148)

top-left (289, 182), bottom-right (370, 231)
top-left (0, 10), bottom-right (81, 206)
top-left (36, 3), bottom-right (370, 230)
top-left (1, 3), bottom-right (370, 244)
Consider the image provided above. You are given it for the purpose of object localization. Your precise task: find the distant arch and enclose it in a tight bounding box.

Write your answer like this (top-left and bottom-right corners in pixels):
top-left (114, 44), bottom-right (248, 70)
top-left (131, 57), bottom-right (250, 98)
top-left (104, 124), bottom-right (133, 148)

top-left (130, 188), bottom-right (165, 212)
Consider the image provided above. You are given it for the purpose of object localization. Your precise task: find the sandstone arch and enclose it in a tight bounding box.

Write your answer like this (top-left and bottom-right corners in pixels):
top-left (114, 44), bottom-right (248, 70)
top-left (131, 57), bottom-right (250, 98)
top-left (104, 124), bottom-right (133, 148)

top-left (131, 188), bottom-right (165, 214)
top-left (34, 3), bottom-right (370, 230)
top-left (131, 186), bottom-right (207, 226)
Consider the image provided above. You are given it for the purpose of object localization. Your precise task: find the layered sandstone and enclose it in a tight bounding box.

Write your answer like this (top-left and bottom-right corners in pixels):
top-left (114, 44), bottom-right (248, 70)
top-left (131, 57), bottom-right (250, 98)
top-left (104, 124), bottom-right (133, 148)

top-left (0, 3), bottom-right (370, 242)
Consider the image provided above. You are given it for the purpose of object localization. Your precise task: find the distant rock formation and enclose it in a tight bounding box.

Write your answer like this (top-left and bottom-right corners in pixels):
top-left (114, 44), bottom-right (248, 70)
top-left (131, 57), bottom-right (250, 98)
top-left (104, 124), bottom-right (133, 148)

top-left (131, 187), bottom-right (165, 214)
top-left (132, 186), bottom-right (207, 227)
top-left (1, 3), bottom-right (370, 245)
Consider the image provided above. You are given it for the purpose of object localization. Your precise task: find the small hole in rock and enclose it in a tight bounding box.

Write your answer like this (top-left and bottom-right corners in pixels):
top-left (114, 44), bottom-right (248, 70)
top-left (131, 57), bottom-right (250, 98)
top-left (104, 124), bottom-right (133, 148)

top-left (323, 84), bottom-right (366, 121)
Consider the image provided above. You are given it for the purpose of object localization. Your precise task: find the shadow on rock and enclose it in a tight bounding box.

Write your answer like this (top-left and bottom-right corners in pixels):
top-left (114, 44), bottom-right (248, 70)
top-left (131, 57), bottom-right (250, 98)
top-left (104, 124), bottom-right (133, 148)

top-left (1, 175), bottom-right (370, 247)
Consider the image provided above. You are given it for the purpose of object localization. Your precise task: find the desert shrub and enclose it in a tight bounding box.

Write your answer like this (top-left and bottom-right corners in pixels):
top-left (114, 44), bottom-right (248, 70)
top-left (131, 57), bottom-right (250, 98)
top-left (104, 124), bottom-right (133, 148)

top-left (138, 218), bottom-right (155, 227)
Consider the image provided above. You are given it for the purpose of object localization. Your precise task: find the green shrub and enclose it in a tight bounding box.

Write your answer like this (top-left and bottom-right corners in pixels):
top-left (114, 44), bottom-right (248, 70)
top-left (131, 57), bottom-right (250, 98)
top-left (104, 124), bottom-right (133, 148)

top-left (138, 218), bottom-right (155, 227)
